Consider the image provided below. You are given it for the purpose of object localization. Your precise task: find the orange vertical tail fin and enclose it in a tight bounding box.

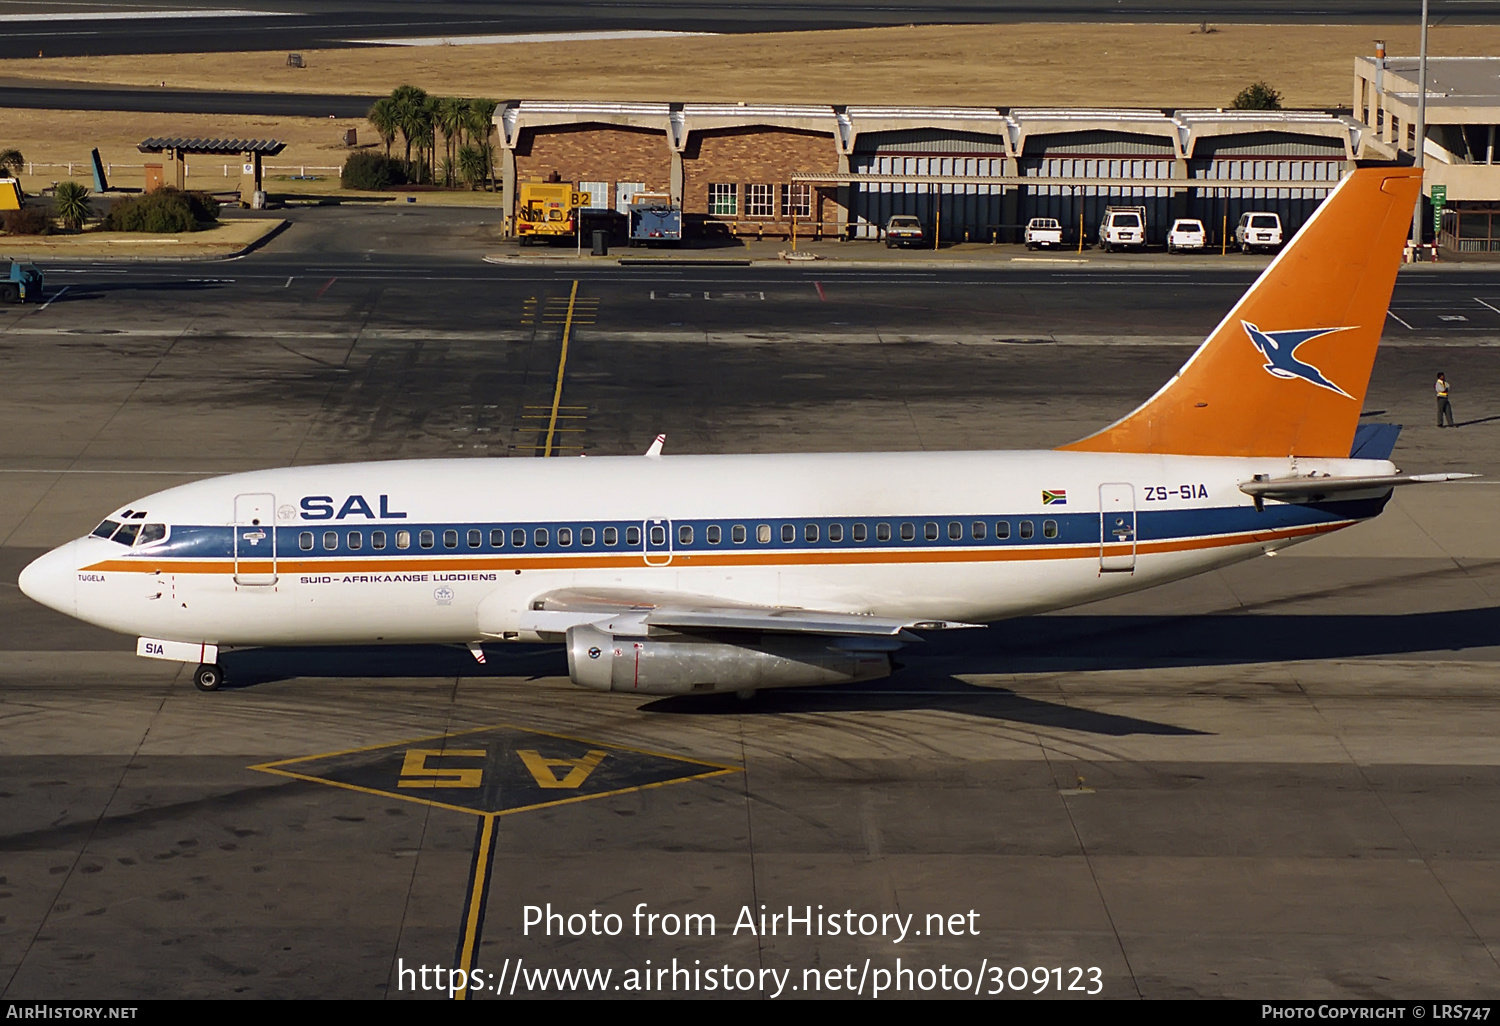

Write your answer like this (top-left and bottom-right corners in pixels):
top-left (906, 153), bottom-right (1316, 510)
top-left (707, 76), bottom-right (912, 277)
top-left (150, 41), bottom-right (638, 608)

top-left (1060, 167), bottom-right (1422, 458)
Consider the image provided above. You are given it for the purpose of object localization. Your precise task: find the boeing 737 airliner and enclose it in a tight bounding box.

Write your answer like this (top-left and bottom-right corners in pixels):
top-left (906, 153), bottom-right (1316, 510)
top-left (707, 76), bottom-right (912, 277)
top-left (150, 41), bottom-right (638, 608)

top-left (18, 167), bottom-right (1469, 694)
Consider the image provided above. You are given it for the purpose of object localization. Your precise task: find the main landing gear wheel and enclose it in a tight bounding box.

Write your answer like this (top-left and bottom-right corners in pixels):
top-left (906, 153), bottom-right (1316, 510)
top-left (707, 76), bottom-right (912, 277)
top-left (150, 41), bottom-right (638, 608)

top-left (193, 663), bottom-right (225, 692)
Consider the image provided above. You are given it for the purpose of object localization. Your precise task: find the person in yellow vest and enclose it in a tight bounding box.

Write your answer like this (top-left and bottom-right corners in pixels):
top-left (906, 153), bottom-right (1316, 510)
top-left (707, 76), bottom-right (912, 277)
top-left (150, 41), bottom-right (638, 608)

top-left (1436, 372), bottom-right (1455, 428)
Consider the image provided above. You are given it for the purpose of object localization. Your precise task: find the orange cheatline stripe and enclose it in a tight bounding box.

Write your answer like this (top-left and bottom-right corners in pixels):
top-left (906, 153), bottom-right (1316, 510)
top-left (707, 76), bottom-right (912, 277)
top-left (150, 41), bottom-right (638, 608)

top-left (81, 520), bottom-right (1349, 576)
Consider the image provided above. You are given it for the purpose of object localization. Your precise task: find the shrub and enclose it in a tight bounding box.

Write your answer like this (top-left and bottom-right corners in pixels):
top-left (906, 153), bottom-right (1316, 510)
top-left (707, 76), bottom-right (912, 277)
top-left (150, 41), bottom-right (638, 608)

top-left (1231, 81), bottom-right (1283, 111)
top-left (341, 151), bottom-right (408, 190)
top-left (53, 180), bottom-right (93, 230)
top-left (104, 189), bottom-right (198, 233)
top-left (186, 190), bottom-right (219, 222)
top-left (0, 207), bottom-right (49, 235)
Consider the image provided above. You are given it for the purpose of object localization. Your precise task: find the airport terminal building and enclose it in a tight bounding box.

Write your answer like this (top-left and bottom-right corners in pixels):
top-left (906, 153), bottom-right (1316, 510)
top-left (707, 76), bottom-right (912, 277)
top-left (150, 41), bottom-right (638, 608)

top-left (1355, 53), bottom-right (1500, 252)
top-left (495, 102), bottom-right (1370, 245)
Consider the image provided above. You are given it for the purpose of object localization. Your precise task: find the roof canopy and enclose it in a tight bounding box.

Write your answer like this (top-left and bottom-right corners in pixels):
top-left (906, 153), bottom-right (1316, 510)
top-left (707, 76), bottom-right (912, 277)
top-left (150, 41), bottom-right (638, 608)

top-left (138, 138), bottom-right (286, 155)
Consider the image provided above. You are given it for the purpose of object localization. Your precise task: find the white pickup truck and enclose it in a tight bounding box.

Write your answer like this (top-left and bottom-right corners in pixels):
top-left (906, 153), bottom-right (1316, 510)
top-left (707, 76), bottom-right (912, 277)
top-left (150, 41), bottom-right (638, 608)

top-left (1098, 205), bottom-right (1146, 252)
top-left (1024, 217), bottom-right (1064, 249)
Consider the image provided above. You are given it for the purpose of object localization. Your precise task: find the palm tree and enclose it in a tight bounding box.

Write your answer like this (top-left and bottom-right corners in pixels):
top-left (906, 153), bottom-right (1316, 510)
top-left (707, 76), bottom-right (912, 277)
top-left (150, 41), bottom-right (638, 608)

top-left (435, 96), bottom-right (469, 187)
top-left (367, 98), bottom-right (399, 159)
top-left (457, 145), bottom-right (486, 191)
top-left (0, 149), bottom-right (24, 177)
top-left (53, 180), bottom-right (91, 231)
top-left (389, 84), bottom-right (430, 178)
top-left (465, 99), bottom-right (498, 189)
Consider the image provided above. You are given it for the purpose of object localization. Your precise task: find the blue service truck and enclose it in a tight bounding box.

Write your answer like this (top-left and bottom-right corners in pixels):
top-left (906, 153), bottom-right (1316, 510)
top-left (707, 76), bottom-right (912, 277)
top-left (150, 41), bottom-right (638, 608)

top-left (628, 193), bottom-right (682, 245)
top-left (1, 260), bottom-right (43, 304)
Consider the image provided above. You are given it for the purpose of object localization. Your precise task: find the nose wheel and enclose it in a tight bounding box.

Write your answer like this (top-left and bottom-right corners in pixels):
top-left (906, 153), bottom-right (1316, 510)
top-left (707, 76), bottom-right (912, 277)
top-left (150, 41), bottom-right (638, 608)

top-left (193, 663), bottom-right (226, 692)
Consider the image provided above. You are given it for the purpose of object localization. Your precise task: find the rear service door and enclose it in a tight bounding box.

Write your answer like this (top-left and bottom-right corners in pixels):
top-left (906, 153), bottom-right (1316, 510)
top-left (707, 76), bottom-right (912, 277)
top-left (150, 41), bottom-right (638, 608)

top-left (1098, 483), bottom-right (1136, 573)
top-left (233, 492), bottom-right (278, 585)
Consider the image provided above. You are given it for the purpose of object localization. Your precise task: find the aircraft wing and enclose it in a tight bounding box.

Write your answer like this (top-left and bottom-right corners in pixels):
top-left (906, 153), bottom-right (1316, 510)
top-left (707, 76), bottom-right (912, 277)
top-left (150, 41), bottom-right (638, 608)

top-left (499, 587), bottom-right (980, 639)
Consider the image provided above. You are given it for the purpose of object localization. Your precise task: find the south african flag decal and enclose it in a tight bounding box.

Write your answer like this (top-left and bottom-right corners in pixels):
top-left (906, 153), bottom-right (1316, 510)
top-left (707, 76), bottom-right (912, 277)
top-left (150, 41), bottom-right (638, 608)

top-left (1042, 489), bottom-right (1067, 505)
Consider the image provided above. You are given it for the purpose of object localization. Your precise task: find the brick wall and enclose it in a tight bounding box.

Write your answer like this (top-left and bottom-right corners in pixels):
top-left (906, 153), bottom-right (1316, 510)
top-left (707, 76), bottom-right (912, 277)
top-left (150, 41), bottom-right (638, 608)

top-left (684, 127), bottom-right (838, 222)
top-left (514, 124), bottom-right (670, 208)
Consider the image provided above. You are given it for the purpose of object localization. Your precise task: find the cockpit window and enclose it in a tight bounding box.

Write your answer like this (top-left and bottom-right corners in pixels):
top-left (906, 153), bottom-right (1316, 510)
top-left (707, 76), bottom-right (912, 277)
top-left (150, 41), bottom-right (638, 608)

top-left (92, 520), bottom-right (122, 539)
top-left (113, 523), bottom-right (141, 546)
top-left (135, 523), bottom-right (167, 546)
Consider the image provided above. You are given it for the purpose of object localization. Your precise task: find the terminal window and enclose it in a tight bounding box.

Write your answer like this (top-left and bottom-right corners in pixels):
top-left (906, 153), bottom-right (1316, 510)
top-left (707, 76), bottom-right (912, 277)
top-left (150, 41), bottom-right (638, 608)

top-left (781, 183), bottom-right (811, 218)
top-left (709, 183), bottom-right (737, 215)
top-left (745, 184), bottom-right (774, 218)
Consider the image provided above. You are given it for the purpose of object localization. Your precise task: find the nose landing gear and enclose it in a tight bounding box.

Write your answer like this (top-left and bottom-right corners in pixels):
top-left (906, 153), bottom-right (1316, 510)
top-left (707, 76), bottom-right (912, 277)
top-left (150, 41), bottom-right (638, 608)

top-left (193, 663), bottom-right (226, 692)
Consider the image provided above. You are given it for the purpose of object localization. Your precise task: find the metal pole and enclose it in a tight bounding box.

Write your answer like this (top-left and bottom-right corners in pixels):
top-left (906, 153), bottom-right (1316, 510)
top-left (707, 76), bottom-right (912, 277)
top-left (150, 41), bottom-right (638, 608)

top-left (1412, 0), bottom-right (1429, 249)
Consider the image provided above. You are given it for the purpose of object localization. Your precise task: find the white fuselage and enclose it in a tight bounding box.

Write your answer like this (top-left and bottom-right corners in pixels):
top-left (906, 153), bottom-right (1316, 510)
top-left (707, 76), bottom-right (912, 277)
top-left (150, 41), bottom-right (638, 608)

top-left (20, 450), bottom-right (1392, 650)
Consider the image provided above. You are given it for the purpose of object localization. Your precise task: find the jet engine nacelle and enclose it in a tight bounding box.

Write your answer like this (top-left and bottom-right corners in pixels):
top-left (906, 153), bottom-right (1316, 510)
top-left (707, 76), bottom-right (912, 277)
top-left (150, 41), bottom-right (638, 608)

top-left (565, 624), bottom-right (894, 695)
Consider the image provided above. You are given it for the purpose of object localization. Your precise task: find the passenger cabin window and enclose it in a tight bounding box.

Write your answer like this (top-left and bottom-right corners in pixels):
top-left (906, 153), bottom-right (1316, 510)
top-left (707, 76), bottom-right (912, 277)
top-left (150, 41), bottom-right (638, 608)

top-left (581, 527), bottom-right (595, 546)
top-left (805, 523), bottom-right (819, 543)
top-left (650, 525), bottom-right (666, 546)
top-left (468, 529), bottom-right (482, 548)
top-left (396, 530), bottom-right (411, 549)
top-left (924, 522), bottom-right (938, 541)
top-left (323, 530), bottom-right (338, 550)
top-left (604, 526), bottom-right (618, 546)
top-left (995, 521), bottom-right (1010, 540)
top-left (678, 525), bottom-right (692, 545)
top-left (512, 528), bottom-right (526, 548)
top-left (949, 521), bottom-right (962, 541)
top-left (626, 526), bottom-right (641, 546)
top-left (876, 523), bottom-right (891, 542)
top-left (136, 523), bottom-right (166, 546)
top-left (853, 523), bottom-right (866, 542)
top-left (299, 531), bottom-right (314, 551)
top-left (443, 530), bottom-right (458, 549)
top-left (348, 531), bottom-right (362, 550)
top-left (373, 531), bottom-right (387, 550)
top-left (972, 521), bottom-right (986, 540)
top-left (1019, 520), bottom-right (1034, 540)
top-left (558, 527), bottom-right (572, 547)
top-left (534, 528), bottom-right (549, 547)
top-left (731, 524), bottom-right (746, 544)
top-left (828, 523), bottom-right (843, 543)
top-left (757, 524), bottom-right (771, 544)
top-left (1043, 520), bottom-right (1059, 539)
top-left (706, 525), bottom-right (721, 544)
top-left (490, 529), bottom-right (504, 547)
top-left (781, 524), bottom-right (795, 543)
top-left (420, 530), bottom-right (435, 549)
top-left (900, 523), bottom-right (915, 542)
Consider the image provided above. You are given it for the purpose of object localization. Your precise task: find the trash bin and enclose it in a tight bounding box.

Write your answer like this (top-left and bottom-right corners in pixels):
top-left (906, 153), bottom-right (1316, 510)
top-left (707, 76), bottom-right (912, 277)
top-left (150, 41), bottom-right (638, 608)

top-left (591, 230), bottom-right (609, 256)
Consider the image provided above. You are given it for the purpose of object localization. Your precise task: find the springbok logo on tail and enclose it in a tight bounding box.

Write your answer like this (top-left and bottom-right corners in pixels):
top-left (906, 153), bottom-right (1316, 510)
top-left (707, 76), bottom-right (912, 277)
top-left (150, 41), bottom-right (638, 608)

top-left (1242, 322), bottom-right (1356, 398)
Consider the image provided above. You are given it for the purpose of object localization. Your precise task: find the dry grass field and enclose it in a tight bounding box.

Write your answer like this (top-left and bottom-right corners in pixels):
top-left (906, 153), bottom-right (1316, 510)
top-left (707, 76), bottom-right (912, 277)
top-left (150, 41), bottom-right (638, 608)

top-left (2, 21), bottom-right (1496, 194)
top-left (6, 22), bottom-right (1499, 108)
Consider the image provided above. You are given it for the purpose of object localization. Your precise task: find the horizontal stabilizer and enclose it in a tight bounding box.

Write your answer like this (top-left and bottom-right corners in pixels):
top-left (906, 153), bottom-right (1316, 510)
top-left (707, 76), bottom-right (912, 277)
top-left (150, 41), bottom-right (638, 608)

top-left (1240, 471), bottom-right (1477, 504)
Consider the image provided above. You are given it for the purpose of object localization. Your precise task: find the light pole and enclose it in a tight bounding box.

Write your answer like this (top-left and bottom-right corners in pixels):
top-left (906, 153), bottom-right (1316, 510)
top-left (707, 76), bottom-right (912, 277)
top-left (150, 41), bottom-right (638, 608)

top-left (1412, 0), bottom-right (1429, 250)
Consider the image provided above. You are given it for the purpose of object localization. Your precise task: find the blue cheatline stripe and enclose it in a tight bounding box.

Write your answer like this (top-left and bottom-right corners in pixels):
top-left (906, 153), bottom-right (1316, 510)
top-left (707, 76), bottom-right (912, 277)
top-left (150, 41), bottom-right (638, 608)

top-left (108, 496), bottom-right (1387, 562)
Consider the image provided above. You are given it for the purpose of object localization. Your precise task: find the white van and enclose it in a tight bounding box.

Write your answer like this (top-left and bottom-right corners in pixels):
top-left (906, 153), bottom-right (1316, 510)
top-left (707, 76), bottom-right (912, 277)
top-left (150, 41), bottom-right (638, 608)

top-left (1098, 206), bottom-right (1146, 251)
top-left (1167, 218), bottom-right (1207, 253)
top-left (1235, 212), bottom-right (1283, 253)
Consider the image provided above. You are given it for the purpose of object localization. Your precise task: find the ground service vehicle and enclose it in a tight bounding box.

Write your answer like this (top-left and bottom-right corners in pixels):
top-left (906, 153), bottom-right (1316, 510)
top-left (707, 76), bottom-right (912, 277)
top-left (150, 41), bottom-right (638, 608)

top-left (1236, 212), bottom-right (1284, 253)
top-left (514, 182), bottom-right (588, 243)
top-left (0, 260), bottom-right (43, 303)
top-left (884, 215), bottom-right (925, 248)
top-left (1098, 206), bottom-right (1147, 251)
top-left (21, 169), bottom-right (1474, 698)
top-left (1167, 218), bottom-right (1207, 253)
top-left (629, 193), bottom-right (682, 244)
top-left (1025, 217), bottom-right (1064, 249)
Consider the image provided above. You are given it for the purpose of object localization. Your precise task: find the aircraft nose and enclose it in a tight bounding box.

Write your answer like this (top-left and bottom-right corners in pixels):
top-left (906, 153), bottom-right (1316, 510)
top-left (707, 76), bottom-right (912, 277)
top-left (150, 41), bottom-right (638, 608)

top-left (18, 540), bottom-right (80, 618)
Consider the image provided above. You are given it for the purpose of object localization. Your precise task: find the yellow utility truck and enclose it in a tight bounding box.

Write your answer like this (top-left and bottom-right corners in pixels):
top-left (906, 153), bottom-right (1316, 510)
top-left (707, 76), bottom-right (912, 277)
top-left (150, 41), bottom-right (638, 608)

top-left (514, 182), bottom-right (589, 244)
